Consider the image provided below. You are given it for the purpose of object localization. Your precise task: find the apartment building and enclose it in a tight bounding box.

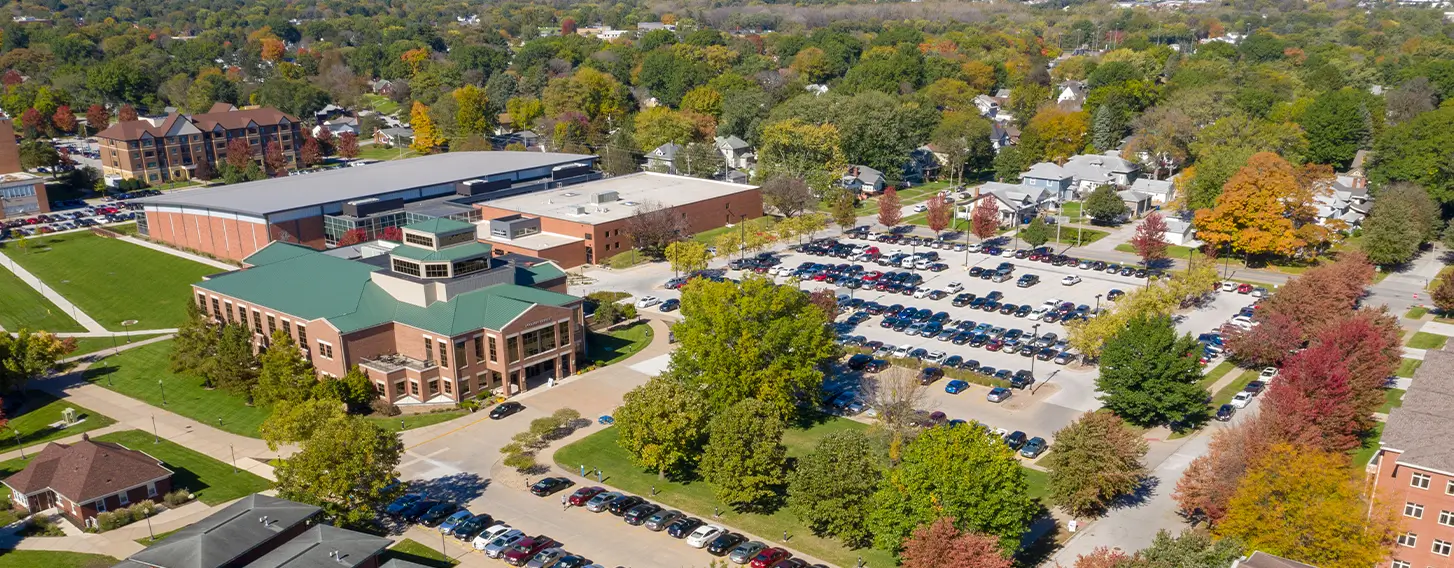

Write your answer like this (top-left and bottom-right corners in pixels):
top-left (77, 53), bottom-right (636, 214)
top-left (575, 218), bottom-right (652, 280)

top-left (1374, 347), bottom-right (1454, 568)
top-left (95, 103), bottom-right (302, 184)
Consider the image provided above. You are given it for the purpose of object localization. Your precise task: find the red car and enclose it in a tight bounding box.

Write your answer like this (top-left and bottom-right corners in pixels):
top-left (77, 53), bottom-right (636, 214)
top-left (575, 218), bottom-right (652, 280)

top-left (568, 486), bottom-right (605, 506)
top-left (862, 271), bottom-right (883, 282)
top-left (750, 547), bottom-right (792, 568)
top-left (1236, 283), bottom-right (1254, 294)
top-left (502, 536), bottom-right (556, 566)
top-left (985, 340), bottom-right (1004, 352)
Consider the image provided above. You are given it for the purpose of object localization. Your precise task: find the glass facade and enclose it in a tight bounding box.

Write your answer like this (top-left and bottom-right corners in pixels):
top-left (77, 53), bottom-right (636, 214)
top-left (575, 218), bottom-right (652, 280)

top-left (322, 211), bottom-right (407, 246)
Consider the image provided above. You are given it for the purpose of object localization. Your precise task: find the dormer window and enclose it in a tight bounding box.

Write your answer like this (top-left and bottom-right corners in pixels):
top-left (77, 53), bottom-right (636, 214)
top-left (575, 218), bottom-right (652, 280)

top-left (405, 233), bottom-right (435, 248)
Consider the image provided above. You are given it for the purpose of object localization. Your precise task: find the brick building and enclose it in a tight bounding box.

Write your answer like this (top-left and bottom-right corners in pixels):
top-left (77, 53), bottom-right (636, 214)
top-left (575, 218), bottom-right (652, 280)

top-left (193, 218), bottom-right (585, 405)
top-left (476, 172), bottom-right (763, 267)
top-left (3, 434), bottom-right (173, 528)
top-left (95, 103), bottom-right (303, 185)
top-left (133, 152), bottom-right (597, 262)
top-left (1374, 347), bottom-right (1454, 568)
top-left (0, 118), bottom-right (46, 220)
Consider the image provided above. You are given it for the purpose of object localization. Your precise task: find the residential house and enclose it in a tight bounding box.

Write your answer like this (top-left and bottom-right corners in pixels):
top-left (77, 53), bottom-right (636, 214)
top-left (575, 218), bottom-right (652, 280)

top-left (842, 165), bottom-right (885, 195)
top-left (636, 22), bottom-right (676, 33)
top-left (1313, 173), bottom-right (1371, 228)
top-left (956, 182), bottom-right (1054, 225)
top-left (645, 142), bottom-right (682, 174)
top-left (1163, 217), bottom-right (1196, 246)
top-left (714, 135), bottom-right (753, 170)
top-left (903, 148), bottom-right (940, 185)
top-left (989, 123), bottom-right (1014, 152)
top-left (371, 79), bottom-right (396, 95)
top-left (312, 116), bottom-right (360, 138)
top-left (973, 94), bottom-right (1000, 118)
top-left (1117, 190), bottom-right (1153, 218)
top-left (1057, 81), bottom-right (1087, 110)
top-left (1020, 162), bottom-right (1074, 202)
top-left (1130, 177), bottom-right (1175, 205)
top-left (313, 104), bottom-right (347, 123)
top-left (3, 434), bottom-right (172, 528)
top-left (1059, 151), bottom-right (1140, 195)
top-left (373, 127), bottom-right (413, 147)
top-left (94, 104), bottom-right (303, 184)
top-left (806, 84), bottom-right (829, 96)
top-left (1373, 347), bottom-right (1454, 568)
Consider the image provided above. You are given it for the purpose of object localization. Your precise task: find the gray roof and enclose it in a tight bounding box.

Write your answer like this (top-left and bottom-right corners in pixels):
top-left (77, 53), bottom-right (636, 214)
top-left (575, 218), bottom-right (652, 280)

top-left (135, 152), bottom-right (594, 217)
top-left (242, 524), bottom-right (392, 568)
top-left (978, 182), bottom-right (1052, 209)
top-left (1382, 348), bottom-right (1454, 474)
top-left (379, 560), bottom-right (433, 568)
top-left (123, 494), bottom-right (321, 568)
top-left (1238, 551), bottom-right (1318, 568)
top-left (1130, 177), bottom-right (1174, 197)
top-left (1022, 162), bottom-right (1070, 181)
top-left (715, 135), bottom-right (750, 151)
top-left (844, 165), bottom-right (882, 186)
top-left (649, 142), bottom-right (682, 160)
top-left (1117, 190), bottom-right (1152, 202)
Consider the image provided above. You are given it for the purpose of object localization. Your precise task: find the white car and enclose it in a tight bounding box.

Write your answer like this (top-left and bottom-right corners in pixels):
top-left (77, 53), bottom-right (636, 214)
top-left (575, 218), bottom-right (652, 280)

top-left (1260, 367), bottom-right (1279, 381)
top-left (1001, 249), bottom-right (1016, 258)
top-left (912, 204), bottom-right (928, 213)
top-left (966, 243), bottom-right (982, 253)
top-left (1221, 281), bottom-right (1238, 292)
top-left (892, 344), bottom-right (913, 358)
top-left (1029, 306), bottom-right (1050, 320)
top-left (925, 350), bottom-right (947, 364)
top-left (945, 282), bottom-right (964, 293)
top-left (480, 529), bottom-right (525, 557)
top-left (686, 524), bottom-right (725, 548)
top-left (473, 524), bottom-right (514, 550)
top-left (913, 259), bottom-right (931, 270)
top-left (874, 344), bottom-right (896, 357)
top-left (1230, 315), bottom-right (1255, 329)
top-left (635, 296), bottom-right (660, 308)
top-left (913, 288), bottom-right (933, 299)
top-left (1061, 275), bottom-right (1082, 286)
top-left (1230, 391), bottom-right (1253, 408)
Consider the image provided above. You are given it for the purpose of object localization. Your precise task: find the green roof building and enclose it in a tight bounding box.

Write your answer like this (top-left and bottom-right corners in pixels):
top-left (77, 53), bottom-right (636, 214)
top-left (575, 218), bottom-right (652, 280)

top-left (193, 234), bottom-right (584, 406)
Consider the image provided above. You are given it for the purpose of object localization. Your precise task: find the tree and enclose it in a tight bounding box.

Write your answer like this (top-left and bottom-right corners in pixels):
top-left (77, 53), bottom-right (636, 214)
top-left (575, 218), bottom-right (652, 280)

top-left (634, 107), bottom-right (697, 152)
top-left (206, 324), bottom-right (259, 400)
top-left (19, 108), bottom-right (44, 136)
top-left (275, 415), bottom-right (403, 529)
top-left (1043, 411), bottom-right (1149, 517)
top-left (313, 366), bottom-right (376, 413)
top-left (1129, 212), bottom-right (1169, 265)
top-left (899, 518), bottom-right (1013, 568)
top-left (170, 302), bottom-right (218, 379)
top-left (1133, 530), bottom-right (1243, 568)
top-left (1369, 106), bottom-right (1454, 204)
top-left (261, 397), bottom-right (346, 451)
top-left (1305, 310), bottom-right (1401, 424)
top-left (1096, 314), bottom-right (1207, 427)
top-left (505, 98), bottom-right (544, 130)
top-left (1259, 253), bottom-right (1374, 339)
top-left (757, 119), bottom-right (845, 197)
top-left (18, 140), bottom-right (58, 172)
top-left (761, 176), bottom-right (813, 218)
top-left (1224, 311), bottom-right (1302, 368)
top-left (925, 194), bottom-right (952, 235)
top-left (84, 104), bottom-right (109, 135)
top-left (1018, 217), bottom-right (1051, 248)
top-left (1173, 419), bottom-right (1279, 526)
top-left (664, 276), bottom-right (838, 419)
top-left (0, 330), bottom-right (75, 392)
top-left (971, 198), bottom-right (999, 241)
top-left (51, 105), bottom-right (74, 134)
top-left (1360, 182), bottom-right (1441, 266)
top-left (1386, 77), bottom-right (1437, 125)
top-left (931, 112), bottom-right (995, 184)
top-left (1073, 548), bottom-right (1132, 568)
top-left (254, 331), bottom-right (317, 406)
top-left (868, 424), bottom-right (1037, 552)
top-left (313, 128), bottom-right (335, 157)
top-left (1260, 340), bottom-right (1362, 453)
top-left (1435, 270), bottom-right (1454, 313)
top-left (1021, 107), bottom-right (1089, 163)
top-left (678, 142), bottom-right (725, 179)
top-left (877, 187), bottom-right (902, 228)
top-left (614, 376), bottom-right (710, 479)
top-left (830, 191), bottom-right (857, 233)
top-left (1299, 89), bottom-right (1372, 169)
top-left (663, 241), bottom-right (709, 276)
top-left (337, 132), bottom-right (359, 159)
top-left (1193, 152), bottom-right (1321, 258)
top-left (299, 136), bottom-right (322, 167)
top-left (409, 101), bottom-right (444, 153)
top-left (118, 104), bottom-right (137, 122)
top-left (787, 430), bottom-right (882, 547)
top-left (192, 159), bottom-right (213, 181)
top-left (1216, 444), bottom-right (1398, 568)
top-left (225, 138), bottom-right (252, 171)
top-left (622, 200), bottom-right (688, 259)
top-left (1125, 106), bottom-right (1196, 180)
top-left (700, 398), bottom-right (787, 511)
top-left (263, 142), bottom-right (287, 176)
top-left (1084, 185), bottom-right (1129, 225)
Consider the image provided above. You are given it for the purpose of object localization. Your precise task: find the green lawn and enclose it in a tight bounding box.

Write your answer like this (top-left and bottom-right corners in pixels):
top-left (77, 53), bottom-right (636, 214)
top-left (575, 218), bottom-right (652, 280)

top-left (1115, 243), bottom-right (1199, 260)
top-left (379, 539), bottom-right (458, 568)
top-left (67, 334), bottom-right (169, 359)
top-left (1406, 306), bottom-right (1430, 320)
top-left (1197, 361), bottom-right (1237, 390)
top-left (0, 455), bottom-right (32, 477)
top-left (356, 145), bottom-right (419, 161)
top-left (1022, 467), bottom-right (1048, 502)
top-left (604, 249), bottom-right (652, 269)
top-left (0, 391), bottom-right (115, 452)
top-left (1381, 389), bottom-right (1405, 414)
top-left (1210, 370), bottom-right (1259, 406)
top-left (366, 410), bottom-right (469, 433)
top-left (1408, 332), bottom-right (1448, 350)
top-left (1044, 227), bottom-right (1108, 246)
top-left (360, 94), bottom-right (401, 117)
top-left (583, 321), bottom-right (654, 367)
top-left (134, 528), bottom-right (181, 546)
top-left (1397, 358), bottom-right (1423, 378)
top-left (0, 551), bottom-right (120, 568)
top-left (903, 212), bottom-right (969, 232)
top-left (0, 262), bottom-right (85, 332)
top-left (87, 340), bottom-right (273, 438)
top-left (94, 430), bottom-right (272, 505)
top-left (1352, 422), bottom-right (1385, 467)
top-left (693, 217), bottom-right (781, 245)
top-left (1, 232), bottom-right (219, 330)
top-left (107, 223), bottom-right (139, 236)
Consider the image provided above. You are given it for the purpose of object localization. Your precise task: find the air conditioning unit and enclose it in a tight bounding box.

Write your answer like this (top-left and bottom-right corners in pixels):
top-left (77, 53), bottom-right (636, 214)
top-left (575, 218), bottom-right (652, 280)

top-left (590, 191), bottom-right (619, 203)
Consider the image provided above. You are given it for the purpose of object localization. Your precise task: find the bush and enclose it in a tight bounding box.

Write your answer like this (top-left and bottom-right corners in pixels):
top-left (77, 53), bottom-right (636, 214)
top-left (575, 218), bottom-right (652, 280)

top-left (97, 509), bottom-right (132, 532)
top-left (502, 451), bottom-right (538, 473)
top-left (163, 490), bottom-right (191, 507)
top-left (370, 398), bottom-right (401, 417)
top-left (27, 514), bottom-right (62, 536)
top-left (130, 501), bottom-right (155, 521)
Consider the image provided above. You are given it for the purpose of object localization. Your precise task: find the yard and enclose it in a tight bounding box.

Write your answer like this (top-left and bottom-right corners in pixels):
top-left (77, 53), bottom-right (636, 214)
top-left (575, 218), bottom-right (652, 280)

top-left (0, 232), bottom-right (219, 330)
top-left (360, 94), bottom-right (401, 116)
top-left (1397, 358), bottom-right (1423, 378)
top-left (1197, 361), bottom-right (1237, 390)
top-left (94, 430), bottom-right (273, 505)
top-left (1114, 243), bottom-right (1199, 260)
top-left (555, 417), bottom-right (1047, 568)
top-left (1043, 227), bottom-right (1108, 246)
top-left (0, 263), bottom-right (84, 332)
top-left (1210, 369), bottom-right (1259, 407)
top-left (356, 145), bottom-right (419, 162)
top-left (1352, 422), bottom-right (1385, 467)
top-left (67, 334), bottom-right (169, 359)
top-left (1381, 388), bottom-right (1405, 414)
top-left (865, 181), bottom-right (954, 206)
top-left (87, 340), bottom-right (273, 438)
top-left (1408, 332), bottom-right (1448, 350)
top-left (379, 539), bottom-right (458, 568)
top-left (107, 223), bottom-right (139, 236)
top-left (0, 551), bottom-right (119, 568)
top-left (583, 321), bottom-right (654, 367)
top-left (0, 391), bottom-right (115, 452)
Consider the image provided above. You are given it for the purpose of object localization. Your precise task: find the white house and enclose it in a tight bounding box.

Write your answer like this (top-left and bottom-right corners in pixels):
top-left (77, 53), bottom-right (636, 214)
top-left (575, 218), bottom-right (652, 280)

top-left (312, 116), bottom-right (359, 138)
top-left (1057, 81), bottom-right (1086, 109)
top-left (1060, 151), bottom-right (1140, 195)
top-left (1129, 177), bottom-right (1175, 205)
top-left (973, 94), bottom-right (1000, 118)
top-left (1314, 173), bottom-right (1371, 228)
top-left (955, 182), bottom-right (1055, 225)
top-left (1021, 162), bottom-right (1074, 202)
top-left (645, 142), bottom-right (682, 174)
top-left (1117, 190), bottom-right (1153, 218)
top-left (842, 165), bottom-right (885, 195)
top-left (1163, 218), bottom-right (1196, 246)
top-left (714, 135), bottom-right (753, 170)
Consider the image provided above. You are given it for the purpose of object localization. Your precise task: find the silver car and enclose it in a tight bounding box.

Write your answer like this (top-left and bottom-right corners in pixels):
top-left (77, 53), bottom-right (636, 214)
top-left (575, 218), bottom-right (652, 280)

top-left (482, 529), bottom-right (525, 558)
top-left (644, 509), bottom-right (683, 531)
top-left (525, 548), bottom-right (567, 568)
top-left (729, 541), bottom-right (767, 565)
top-left (584, 491), bottom-right (621, 513)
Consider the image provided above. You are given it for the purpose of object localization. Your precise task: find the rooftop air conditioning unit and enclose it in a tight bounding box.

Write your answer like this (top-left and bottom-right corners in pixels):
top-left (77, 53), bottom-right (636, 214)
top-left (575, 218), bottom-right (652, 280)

top-left (591, 191), bottom-right (619, 204)
top-left (571, 206), bottom-right (588, 215)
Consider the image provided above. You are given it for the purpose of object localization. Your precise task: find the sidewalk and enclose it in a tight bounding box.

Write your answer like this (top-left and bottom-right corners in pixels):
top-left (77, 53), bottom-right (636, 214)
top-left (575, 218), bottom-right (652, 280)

top-left (0, 254), bottom-right (107, 333)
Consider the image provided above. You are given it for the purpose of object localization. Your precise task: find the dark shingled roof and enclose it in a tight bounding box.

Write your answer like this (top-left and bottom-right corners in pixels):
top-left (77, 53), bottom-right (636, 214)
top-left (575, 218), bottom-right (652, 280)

top-left (95, 107), bottom-right (298, 142)
top-left (2, 435), bottom-right (171, 503)
top-left (1238, 551), bottom-right (1318, 568)
top-left (240, 524), bottom-right (392, 568)
top-left (1382, 347), bottom-right (1454, 473)
top-left (123, 494), bottom-right (321, 568)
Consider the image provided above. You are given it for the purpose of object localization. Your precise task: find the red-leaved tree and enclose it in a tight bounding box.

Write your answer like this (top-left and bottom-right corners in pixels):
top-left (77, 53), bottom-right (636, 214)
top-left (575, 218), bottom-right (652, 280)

top-left (299, 135), bottom-right (322, 167)
top-left (192, 159), bottom-right (213, 181)
top-left (314, 127), bottom-right (335, 155)
top-left (1224, 311), bottom-right (1303, 368)
top-left (561, 18), bottom-right (577, 35)
top-left (878, 187), bottom-right (902, 229)
top-left (263, 142), bottom-right (287, 176)
top-left (85, 104), bottom-right (110, 135)
top-left (1435, 270), bottom-right (1454, 314)
top-left (20, 107), bottom-right (44, 135)
top-left (1073, 547), bottom-right (1133, 568)
top-left (1309, 309), bottom-right (1401, 419)
top-left (1129, 211), bottom-right (1169, 266)
top-left (926, 194), bottom-right (952, 235)
top-left (336, 228), bottom-right (369, 246)
top-left (337, 131), bottom-right (359, 159)
top-left (1173, 415), bottom-right (1278, 525)
top-left (379, 226), bottom-right (403, 241)
top-left (118, 104), bottom-right (138, 122)
top-left (1, 69), bottom-right (22, 87)
top-left (51, 105), bottom-right (75, 134)
top-left (226, 138), bottom-right (253, 171)
top-left (807, 288), bottom-right (838, 319)
top-left (900, 518), bottom-right (1013, 568)
top-left (1260, 251), bottom-right (1374, 340)
top-left (1263, 340), bottom-right (1364, 452)
top-left (971, 197), bottom-right (999, 242)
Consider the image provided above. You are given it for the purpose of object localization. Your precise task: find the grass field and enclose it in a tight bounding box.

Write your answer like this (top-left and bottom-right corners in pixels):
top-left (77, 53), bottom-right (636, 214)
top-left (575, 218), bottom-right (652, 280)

top-left (1397, 358), bottom-right (1423, 378)
top-left (366, 410), bottom-right (469, 432)
top-left (87, 340), bottom-right (273, 438)
top-left (68, 334), bottom-right (169, 359)
top-left (0, 455), bottom-right (31, 477)
top-left (360, 94), bottom-right (401, 116)
top-left (1115, 243), bottom-right (1198, 260)
top-left (1381, 388), bottom-right (1405, 414)
top-left (1197, 361), bottom-right (1237, 390)
top-left (379, 539), bottom-right (458, 568)
top-left (0, 262), bottom-right (85, 332)
top-left (94, 430), bottom-right (272, 505)
top-left (1, 232), bottom-right (218, 330)
top-left (1406, 306), bottom-right (1430, 319)
top-left (1045, 227), bottom-right (1108, 246)
top-left (0, 551), bottom-right (119, 568)
top-left (584, 321), bottom-right (654, 367)
top-left (1210, 370), bottom-right (1259, 406)
top-left (1352, 422), bottom-right (1385, 467)
top-left (0, 392), bottom-right (115, 452)
top-left (107, 223), bottom-right (139, 236)
top-left (1408, 332), bottom-right (1449, 350)
top-left (356, 145), bottom-right (419, 161)
top-left (134, 528), bottom-right (181, 546)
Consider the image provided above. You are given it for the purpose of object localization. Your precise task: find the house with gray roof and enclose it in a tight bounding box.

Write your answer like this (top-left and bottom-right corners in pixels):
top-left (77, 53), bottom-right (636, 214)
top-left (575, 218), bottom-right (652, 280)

top-left (646, 142), bottom-right (682, 174)
top-left (1021, 162), bottom-right (1074, 202)
top-left (1130, 177), bottom-right (1175, 204)
top-left (955, 182), bottom-right (1054, 225)
top-left (1060, 151), bottom-right (1140, 195)
top-left (1057, 80), bottom-right (1086, 109)
top-left (1313, 173), bottom-right (1371, 228)
top-left (194, 218), bottom-right (584, 405)
top-left (714, 135), bottom-right (753, 170)
top-left (842, 165), bottom-right (885, 195)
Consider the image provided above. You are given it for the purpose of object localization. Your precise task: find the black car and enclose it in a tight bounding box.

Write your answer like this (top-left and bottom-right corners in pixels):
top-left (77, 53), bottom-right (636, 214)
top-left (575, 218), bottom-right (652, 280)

top-left (1016, 274), bottom-right (1039, 288)
top-left (666, 517), bottom-right (704, 538)
top-left (1010, 370), bottom-right (1035, 389)
top-left (490, 401), bottom-right (525, 419)
top-left (385, 493), bottom-right (425, 516)
top-left (1014, 305), bottom-right (1033, 318)
top-left (962, 360), bottom-right (981, 373)
top-left (969, 267), bottom-right (985, 278)
top-left (556, 555), bottom-right (591, 568)
top-left (607, 495), bottom-right (645, 516)
top-left (529, 477), bottom-right (573, 496)
top-left (1216, 404), bottom-right (1236, 422)
top-left (1244, 380), bottom-right (1267, 395)
top-left (707, 532), bottom-right (747, 556)
top-left (846, 354), bottom-right (873, 371)
top-left (659, 298), bottom-right (681, 311)
top-left (452, 514), bottom-right (495, 540)
top-left (918, 367), bottom-right (944, 385)
top-left (1004, 431), bottom-right (1028, 450)
top-left (952, 293), bottom-right (975, 307)
top-left (399, 500), bottom-right (439, 522)
top-left (864, 359), bottom-right (888, 373)
top-left (418, 503), bottom-right (460, 527)
top-left (623, 503), bottom-right (662, 525)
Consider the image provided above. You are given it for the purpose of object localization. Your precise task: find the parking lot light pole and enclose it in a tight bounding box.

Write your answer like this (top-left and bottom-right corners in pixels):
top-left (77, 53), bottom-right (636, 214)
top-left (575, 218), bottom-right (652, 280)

top-left (1030, 324), bottom-right (1041, 378)
top-left (1094, 293), bottom-right (1103, 314)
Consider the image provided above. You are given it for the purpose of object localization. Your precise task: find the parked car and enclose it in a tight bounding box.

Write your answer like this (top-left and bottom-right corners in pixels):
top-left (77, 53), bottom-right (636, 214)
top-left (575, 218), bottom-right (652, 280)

top-left (1260, 367), bottom-right (1279, 380)
top-left (945, 379), bottom-right (970, 394)
top-left (660, 298), bottom-right (680, 311)
top-left (568, 486), bottom-right (605, 506)
top-left (986, 387), bottom-right (1012, 403)
top-left (473, 525), bottom-right (517, 550)
top-left (918, 367), bottom-right (944, 385)
top-left (530, 477), bottom-right (573, 496)
top-left (623, 503), bottom-right (662, 525)
top-left (635, 295), bottom-right (661, 308)
top-left (525, 548), bottom-right (567, 568)
top-left (708, 532), bottom-right (748, 556)
top-left (418, 503), bottom-right (460, 527)
top-left (730, 541), bottom-right (768, 565)
top-left (1230, 391), bottom-right (1253, 408)
top-left (451, 514), bottom-right (494, 540)
top-left (687, 524), bottom-right (726, 548)
top-left (1061, 275), bottom-right (1082, 286)
top-left (437, 510), bottom-right (474, 534)
top-left (1003, 431), bottom-right (1028, 450)
top-left (606, 495), bottom-right (644, 516)
top-left (480, 529), bottom-right (526, 556)
top-left (385, 493), bottom-right (425, 516)
top-left (1243, 380), bottom-right (1266, 395)
top-left (1216, 404), bottom-right (1236, 422)
top-left (503, 536), bottom-right (558, 566)
top-left (667, 517), bottom-right (704, 539)
top-left (644, 509), bottom-right (683, 531)
top-left (1020, 437), bottom-right (1048, 458)
top-left (399, 500), bottom-right (439, 522)
top-left (584, 491), bottom-right (622, 513)
top-left (750, 548), bottom-right (792, 568)
top-left (490, 401), bottom-right (525, 419)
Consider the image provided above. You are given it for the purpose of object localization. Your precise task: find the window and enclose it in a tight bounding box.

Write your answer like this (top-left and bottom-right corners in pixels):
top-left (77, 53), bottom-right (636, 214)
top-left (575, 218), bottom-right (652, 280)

top-left (473, 336), bottom-right (484, 362)
top-left (521, 325), bottom-right (557, 358)
top-left (454, 258), bottom-right (490, 276)
top-left (267, 315), bottom-right (276, 334)
top-left (1435, 540), bottom-right (1452, 557)
top-left (1400, 532), bottom-right (1418, 548)
top-left (197, 292), bottom-right (207, 311)
top-left (454, 341), bottom-right (466, 369)
top-left (1447, 480), bottom-right (1454, 495)
top-left (297, 326), bottom-right (307, 346)
top-left (424, 337), bottom-right (434, 364)
top-left (428, 380), bottom-right (439, 394)
top-left (489, 337), bottom-right (498, 362)
top-left (391, 259), bottom-right (421, 277)
top-left (282, 320), bottom-right (292, 337)
top-left (507, 336), bottom-right (520, 362)
top-left (424, 264), bottom-right (449, 278)
top-left (1413, 473), bottom-right (1432, 489)
top-left (559, 322), bottom-right (570, 346)
top-left (1390, 561), bottom-right (1409, 568)
top-left (409, 381), bottom-right (419, 395)
top-left (438, 339), bottom-right (448, 367)
top-left (1406, 502), bottom-right (1425, 519)
top-left (224, 302), bottom-right (235, 323)
top-left (147, 483), bottom-right (157, 498)
top-left (95, 499), bottom-right (107, 513)
top-left (238, 305), bottom-right (248, 327)
top-left (253, 310), bottom-right (263, 334)
top-left (443, 379), bottom-right (452, 394)
top-left (210, 297), bottom-right (221, 316)
top-left (118, 491), bottom-right (129, 506)
top-left (405, 233), bottom-right (435, 247)
top-left (1440, 510), bottom-right (1454, 527)
top-left (459, 378), bottom-right (470, 396)
top-left (317, 341), bottom-right (333, 359)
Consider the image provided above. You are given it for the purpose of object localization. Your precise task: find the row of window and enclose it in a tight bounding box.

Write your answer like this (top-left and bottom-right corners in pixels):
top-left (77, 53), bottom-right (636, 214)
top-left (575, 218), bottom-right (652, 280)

top-left (200, 293), bottom-right (316, 359)
top-left (1408, 473), bottom-right (1454, 494)
top-left (1401, 502), bottom-right (1454, 528)
top-left (1395, 532), bottom-right (1454, 556)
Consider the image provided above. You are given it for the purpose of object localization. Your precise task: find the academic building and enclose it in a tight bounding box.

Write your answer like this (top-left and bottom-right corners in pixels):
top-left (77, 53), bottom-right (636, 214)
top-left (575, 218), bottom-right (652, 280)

top-left (193, 218), bottom-right (585, 405)
top-left (1374, 347), bottom-right (1454, 568)
top-left (95, 104), bottom-right (304, 184)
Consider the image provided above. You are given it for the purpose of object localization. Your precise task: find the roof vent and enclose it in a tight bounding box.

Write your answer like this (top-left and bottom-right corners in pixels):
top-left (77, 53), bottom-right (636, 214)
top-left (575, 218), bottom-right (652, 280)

top-left (561, 192), bottom-right (578, 197)
top-left (571, 206), bottom-right (587, 216)
top-left (590, 191), bottom-right (619, 204)
top-left (622, 201), bottom-right (639, 207)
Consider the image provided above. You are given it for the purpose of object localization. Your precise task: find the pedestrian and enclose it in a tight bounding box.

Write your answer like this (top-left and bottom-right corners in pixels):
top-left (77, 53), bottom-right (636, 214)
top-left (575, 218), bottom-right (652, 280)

top-left (561, 494), bottom-right (568, 510)
top-left (782, 530), bottom-right (789, 542)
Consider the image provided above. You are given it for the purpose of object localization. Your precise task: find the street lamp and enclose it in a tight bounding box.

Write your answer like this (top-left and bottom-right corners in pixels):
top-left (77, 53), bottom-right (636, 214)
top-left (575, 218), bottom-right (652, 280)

top-left (121, 319), bottom-right (139, 343)
top-left (158, 380), bottom-right (167, 405)
top-left (1094, 293), bottom-right (1104, 314)
top-left (1030, 323), bottom-right (1041, 378)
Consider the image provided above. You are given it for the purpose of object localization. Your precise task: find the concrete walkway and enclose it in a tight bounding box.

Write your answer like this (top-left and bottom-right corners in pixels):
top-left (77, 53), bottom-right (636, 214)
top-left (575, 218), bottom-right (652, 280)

top-left (118, 236), bottom-right (237, 271)
top-left (0, 254), bottom-right (107, 333)
top-left (61, 333), bottom-right (174, 364)
top-left (1420, 321), bottom-right (1454, 337)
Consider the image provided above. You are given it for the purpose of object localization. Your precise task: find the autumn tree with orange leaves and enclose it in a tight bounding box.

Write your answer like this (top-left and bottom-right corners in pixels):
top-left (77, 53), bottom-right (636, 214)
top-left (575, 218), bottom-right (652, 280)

top-left (878, 187), bottom-right (902, 229)
top-left (900, 518), bottom-right (1013, 568)
top-left (1173, 416), bottom-right (1277, 526)
top-left (1193, 152), bottom-right (1327, 259)
top-left (926, 194), bottom-right (952, 234)
top-left (971, 197), bottom-right (999, 241)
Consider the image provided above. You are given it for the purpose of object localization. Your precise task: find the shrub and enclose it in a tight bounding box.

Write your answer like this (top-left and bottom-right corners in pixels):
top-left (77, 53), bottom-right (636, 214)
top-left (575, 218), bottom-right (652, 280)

top-left (163, 490), bottom-right (191, 507)
top-left (97, 510), bottom-right (131, 532)
top-left (502, 451), bottom-right (538, 473)
top-left (130, 501), bottom-right (155, 521)
top-left (27, 514), bottom-right (62, 536)
top-left (370, 398), bottom-right (401, 417)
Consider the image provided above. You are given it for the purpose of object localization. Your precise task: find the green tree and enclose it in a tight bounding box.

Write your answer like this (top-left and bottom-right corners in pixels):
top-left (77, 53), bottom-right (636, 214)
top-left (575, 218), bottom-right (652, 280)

top-left (1360, 182), bottom-right (1442, 266)
top-left (700, 398), bottom-right (787, 511)
top-left (261, 397), bottom-right (346, 451)
top-left (453, 85), bottom-right (493, 136)
top-left (634, 107), bottom-right (697, 152)
top-left (1369, 106), bottom-right (1454, 204)
top-left (931, 111), bottom-right (995, 185)
top-left (868, 425), bottom-right (1037, 552)
top-left (787, 430), bottom-right (882, 547)
top-left (1131, 530), bottom-right (1244, 568)
top-left (1018, 218), bottom-right (1051, 248)
top-left (275, 415), bottom-right (403, 529)
top-left (757, 118), bottom-right (845, 196)
top-left (1084, 185), bottom-right (1129, 225)
top-left (253, 331), bottom-right (316, 406)
top-left (1299, 89), bottom-right (1373, 168)
top-left (0, 329), bottom-right (74, 392)
top-left (664, 276), bottom-right (839, 419)
top-left (206, 324), bottom-right (259, 401)
top-left (830, 190), bottom-right (858, 233)
top-left (312, 366), bottom-right (376, 413)
top-left (1096, 315), bottom-right (1207, 427)
top-left (613, 376), bottom-right (709, 479)
top-left (664, 240), bottom-right (710, 276)
top-left (170, 302), bottom-right (218, 380)
top-left (1043, 411), bottom-right (1149, 517)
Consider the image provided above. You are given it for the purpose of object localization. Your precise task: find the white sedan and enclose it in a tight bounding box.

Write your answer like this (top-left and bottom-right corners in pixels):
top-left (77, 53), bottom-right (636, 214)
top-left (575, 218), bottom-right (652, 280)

top-left (1230, 391), bottom-right (1253, 408)
top-left (635, 296), bottom-right (661, 309)
top-left (911, 204), bottom-right (928, 213)
top-left (1061, 275), bottom-right (1082, 286)
top-left (1260, 367), bottom-right (1279, 381)
top-left (686, 524), bottom-right (725, 548)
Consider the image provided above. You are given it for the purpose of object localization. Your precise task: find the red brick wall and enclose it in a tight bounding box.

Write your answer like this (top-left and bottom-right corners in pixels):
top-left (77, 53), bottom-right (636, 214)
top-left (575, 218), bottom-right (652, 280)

top-left (144, 210), bottom-right (327, 262)
top-left (486, 240), bottom-right (589, 269)
top-left (1375, 449), bottom-right (1454, 567)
